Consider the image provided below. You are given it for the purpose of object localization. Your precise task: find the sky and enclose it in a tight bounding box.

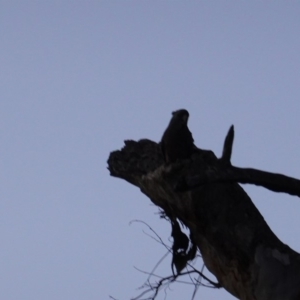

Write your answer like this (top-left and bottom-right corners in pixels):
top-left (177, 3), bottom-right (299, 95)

top-left (1, 1), bottom-right (300, 300)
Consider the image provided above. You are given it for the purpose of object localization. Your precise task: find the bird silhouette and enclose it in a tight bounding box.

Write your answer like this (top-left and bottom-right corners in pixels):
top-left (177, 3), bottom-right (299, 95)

top-left (161, 109), bottom-right (195, 164)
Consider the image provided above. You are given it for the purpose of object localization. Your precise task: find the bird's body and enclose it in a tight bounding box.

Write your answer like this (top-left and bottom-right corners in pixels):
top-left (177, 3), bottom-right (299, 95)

top-left (170, 220), bottom-right (198, 276)
top-left (171, 219), bottom-right (190, 275)
top-left (161, 109), bottom-right (195, 163)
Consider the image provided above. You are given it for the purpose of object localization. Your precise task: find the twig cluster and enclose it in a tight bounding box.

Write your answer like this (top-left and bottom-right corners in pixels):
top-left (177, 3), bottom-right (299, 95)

top-left (129, 220), bottom-right (220, 300)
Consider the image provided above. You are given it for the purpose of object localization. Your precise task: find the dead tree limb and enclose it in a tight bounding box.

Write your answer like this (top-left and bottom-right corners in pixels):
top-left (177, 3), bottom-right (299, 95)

top-left (175, 164), bottom-right (300, 197)
top-left (220, 125), bottom-right (234, 164)
top-left (107, 138), bottom-right (300, 300)
top-left (176, 126), bottom-right (300, 197)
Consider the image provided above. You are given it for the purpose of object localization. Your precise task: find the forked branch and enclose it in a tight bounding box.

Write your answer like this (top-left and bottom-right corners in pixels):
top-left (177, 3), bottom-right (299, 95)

top-left (176, 125), bottom-right (300, 197)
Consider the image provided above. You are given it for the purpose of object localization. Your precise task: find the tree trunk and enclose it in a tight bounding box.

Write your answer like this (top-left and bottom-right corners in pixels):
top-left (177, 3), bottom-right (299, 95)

top-left (107, 139), bottom-right (300, 300)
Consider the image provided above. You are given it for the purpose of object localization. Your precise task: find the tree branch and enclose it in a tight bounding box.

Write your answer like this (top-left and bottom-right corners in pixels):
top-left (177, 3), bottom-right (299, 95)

top-left (175, 126), bottom-right (300, 197)
top-left (220, 125), bottom-right (234, 164)
top-left (107, 136), bottom-right (300, 300)
top-left (175, 164), bottom-right (300, 197)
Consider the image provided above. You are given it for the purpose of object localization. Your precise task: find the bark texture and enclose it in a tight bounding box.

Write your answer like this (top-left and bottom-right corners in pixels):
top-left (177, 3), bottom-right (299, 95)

top-left (107, 139), bottom-right (300, 300)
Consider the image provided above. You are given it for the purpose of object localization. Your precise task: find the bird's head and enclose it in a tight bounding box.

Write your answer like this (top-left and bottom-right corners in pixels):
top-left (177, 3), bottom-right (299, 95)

top-left (172, 109), bottom-right (190, 125)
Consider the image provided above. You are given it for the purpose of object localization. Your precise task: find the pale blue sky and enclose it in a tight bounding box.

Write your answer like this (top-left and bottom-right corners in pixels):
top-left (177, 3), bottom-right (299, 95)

top-left (1, 2), bottom-right (300, 300)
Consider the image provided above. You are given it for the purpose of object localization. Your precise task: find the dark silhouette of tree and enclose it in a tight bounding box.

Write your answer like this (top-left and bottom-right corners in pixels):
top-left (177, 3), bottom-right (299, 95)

top-left (107, 126), bottom-right (300, 300)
